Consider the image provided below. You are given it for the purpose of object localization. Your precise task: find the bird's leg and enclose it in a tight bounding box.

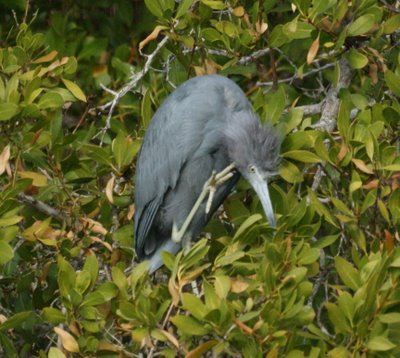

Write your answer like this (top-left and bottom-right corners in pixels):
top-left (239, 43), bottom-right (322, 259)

top-left (172, 163), bottom-right (236, 243)
top-left (205, 163), bottom-right (236, 214)
top-left (171, 175), bottom-right (214, 243)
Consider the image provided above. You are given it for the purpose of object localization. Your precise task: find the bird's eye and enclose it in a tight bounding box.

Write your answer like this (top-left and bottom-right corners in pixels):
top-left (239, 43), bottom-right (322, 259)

top-left (249, 165), bottom-right (256, 174)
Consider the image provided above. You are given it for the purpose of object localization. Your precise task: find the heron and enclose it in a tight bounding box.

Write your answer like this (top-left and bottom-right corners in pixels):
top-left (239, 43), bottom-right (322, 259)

top-left (134, 75), bottom-right (281, 273)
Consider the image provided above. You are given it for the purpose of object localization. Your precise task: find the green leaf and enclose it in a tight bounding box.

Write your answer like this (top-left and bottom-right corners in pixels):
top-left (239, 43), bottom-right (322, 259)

top-left (233, 213), bottom-right (262, 239)
top-left (312, 234), bottom-right (339, 249)
top-left (48, 347), bottom-right (67, 358)
top-left (201, 0), bottom-right (226, 10)
top-left (383, 14), bottom-right (400, 34)
top-left (347, 49), bottom-right (368, 69)
top-left (335, 256), bottom-right (362, 291)
top-left (377, 199), bottom-right (391, 224)
top-left (144, 0), bottom-right (164, 16)
top-left (366, 336), bottom-right (396, 351)
top-left (381, 164), bottom-right (400, 171)
top-left (379, 312), bottom-right (400, 324)
top-left (337, 292), bottom-right (355, 324)
top-left (279, 160), bottom-right (303, 183)
top-left (331, 197), bottom-right (353, 216)
top-left (0, 311), bottom-right (36, 331)
top-left (265, 86), bottom-right (286, 123)
top-left (42, 307), bottom-right (66, 324)
top-left (61, 78), bottom-right (86, 102)
top-left (83, 254), bottom-right (99, 291)
top-left (112, 133), bottom-right (140, 170)
top-left (76, 271), bottom-right (92, 295)
top-left (384, 70), bottom-right (400, 97)
top-left (282, 150), bottom-right (321, 163)
top-left (325, 303), bottom-right (351, 333)
top-left (361, 189), bottom-right (377, 214)
top-left (170, 315), bottom-right (209, 335)
top-left (214, 275), bottom-right (231, 299)
top-left (38, 91), bottom-right (64, 109)
top-left (0, 241), bottom-right (13, 264)
top-left (181, 293), bottom-right (208, 320)
top-left (0, 103), bottom-right (18, 121)
top-left (309, 0), bottom-right (336, 20)
top-left (348, 14), bottom-right (375, 36)
top-left (297, 247), bottom-right (320, 265)
top-left (176, 0), bottom-right (194, 18)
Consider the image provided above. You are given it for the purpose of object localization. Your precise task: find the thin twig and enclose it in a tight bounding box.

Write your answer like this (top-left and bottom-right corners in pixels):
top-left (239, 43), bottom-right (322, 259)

top-left (17, 193), bottom-right (66, 223)
top-left (257, 63), bottom-right (336, 87)
top-left (96, 36), bottom-right (169, 140)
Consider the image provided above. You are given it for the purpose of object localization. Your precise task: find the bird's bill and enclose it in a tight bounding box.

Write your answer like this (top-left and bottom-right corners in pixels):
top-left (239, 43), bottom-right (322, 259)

top-left (250, 176), bottom-right (276, 228)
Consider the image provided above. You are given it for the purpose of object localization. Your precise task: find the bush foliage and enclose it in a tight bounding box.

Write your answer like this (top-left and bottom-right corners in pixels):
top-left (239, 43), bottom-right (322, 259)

top-left (0, 0), bottom-right (399, 357)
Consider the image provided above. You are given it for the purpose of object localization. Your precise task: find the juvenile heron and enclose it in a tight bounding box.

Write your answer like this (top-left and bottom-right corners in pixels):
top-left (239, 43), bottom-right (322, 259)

top-left (134, 75), bottom-right (280, 273)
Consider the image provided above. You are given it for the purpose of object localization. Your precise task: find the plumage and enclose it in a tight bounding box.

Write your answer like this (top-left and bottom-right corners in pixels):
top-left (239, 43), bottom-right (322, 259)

top-left (134, 75), bottom-right (280, 273)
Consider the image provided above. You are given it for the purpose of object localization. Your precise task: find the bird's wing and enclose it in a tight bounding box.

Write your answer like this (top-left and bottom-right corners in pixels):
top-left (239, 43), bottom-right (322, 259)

top-left (134, 83), bottom-right (208, 258)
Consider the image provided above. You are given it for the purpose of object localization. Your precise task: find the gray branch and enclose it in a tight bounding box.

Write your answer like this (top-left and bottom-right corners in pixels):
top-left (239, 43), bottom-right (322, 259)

top-left (257, 63), bottom-right (335, 88)
top-left (309, 59), bottom-right (352, 192)
top-left (17, 193), bottom-right (66, 223)
top-left (97, 36), bottom-right (169, 132)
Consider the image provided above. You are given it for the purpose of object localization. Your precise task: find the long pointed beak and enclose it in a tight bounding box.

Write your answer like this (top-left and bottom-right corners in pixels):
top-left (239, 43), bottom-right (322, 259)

top-left (250, 175), bottom-right (276, 228)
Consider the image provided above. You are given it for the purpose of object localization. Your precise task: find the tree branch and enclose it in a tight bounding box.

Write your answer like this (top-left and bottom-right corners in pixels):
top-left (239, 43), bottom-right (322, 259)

top-left (17, 193), bottom-right (66, 223)
top-left (257, 63), bottom-right (335, 87)
top-left (96, 36), bottom-right (169, 136)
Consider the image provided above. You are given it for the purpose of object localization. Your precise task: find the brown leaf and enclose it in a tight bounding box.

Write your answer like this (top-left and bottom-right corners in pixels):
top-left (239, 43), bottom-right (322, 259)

top-left (256, 20), bottom-right (268, 35)
top-left (53, 327), bottom-right (80, 353)
top-left (168, 278), bottom-right (180, 306)
top-left (139, 25), bottom-right (168, 50)
top-left (19, 171), bottom-right (48, 187)
top-left (307, 34), bottom-right (320, 65)
top-left (160, 329), bottom-right (180, 349)
top-left (185, 340), bottom-right (218, 358)
top-left (352, 158), bottom-right (374, 174)
top-left (33, 50), bottom-right (58, 63)
top-left (105, 175), bottom-right (115, 204)
top-left (232, 6), bottom-right (245, 17)
top-left (97, 340), bottom-right (120, 352)
top-left (81, 217), bottom-right (108, 235)
top-left (68, 321), bottom-right (81, 337)
top-left (193, 66), bottom-right (206, 76)
top-left (0, 145), bottom-right (11, 176)
top-left (385, 230), bottom-right (394, 253)
top-left (369, 63), bottom-right (378, 84)
top-left (233, 318), bottom-right (253, 335)
top-left (363, 179), bottom-right (379, 190)
top-left (204, 58), bottom-right (218, 74)
top-left (231, 279), bottom-right (249, 293)
top-left (337, 141), bottom-right (349, 163)
top-left (127, 204), bottom-right (135, 220)
top-left (89, 236), bottom-right (113, 252)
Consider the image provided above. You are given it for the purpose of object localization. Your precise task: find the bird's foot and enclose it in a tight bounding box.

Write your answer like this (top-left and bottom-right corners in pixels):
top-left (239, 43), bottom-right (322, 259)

top-left (171, 163), bottom-right (236, 242)
top-left (205, 163), bottom-right (236, 214)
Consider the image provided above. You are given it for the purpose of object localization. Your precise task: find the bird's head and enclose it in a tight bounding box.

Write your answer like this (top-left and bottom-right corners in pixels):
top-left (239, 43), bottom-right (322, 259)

top-left (223, 111), bottom-right (281, 227)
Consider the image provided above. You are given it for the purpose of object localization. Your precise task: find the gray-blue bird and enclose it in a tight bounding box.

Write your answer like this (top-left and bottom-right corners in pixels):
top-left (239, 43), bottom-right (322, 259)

top-left (134, 75), bottom-right (280, 272)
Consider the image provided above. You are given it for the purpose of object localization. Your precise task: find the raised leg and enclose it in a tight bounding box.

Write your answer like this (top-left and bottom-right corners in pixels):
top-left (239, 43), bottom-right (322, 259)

top-left (171, 163), bottom-right (235, 243)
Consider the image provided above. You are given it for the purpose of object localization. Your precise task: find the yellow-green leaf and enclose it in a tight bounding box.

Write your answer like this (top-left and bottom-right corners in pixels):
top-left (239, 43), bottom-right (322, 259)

top-left (348, 14), bottom-right (375, 36)
top-left (62, 78), bottom-right (87, 102)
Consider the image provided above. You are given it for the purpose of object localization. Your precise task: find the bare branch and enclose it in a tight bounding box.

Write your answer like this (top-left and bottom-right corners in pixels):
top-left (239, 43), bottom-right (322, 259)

top-left (96, 36), bottom-right (169, 137)
top-left (257, 63), bottom-right (335, 87)
top-left (295, 102), bottom-right (323, 116)
top-left (17, 193), bottom-right (66, 223)
top-left (237, 48), bottom-right (271, 65)
top-left (310, 59), bottom-right (353, 191)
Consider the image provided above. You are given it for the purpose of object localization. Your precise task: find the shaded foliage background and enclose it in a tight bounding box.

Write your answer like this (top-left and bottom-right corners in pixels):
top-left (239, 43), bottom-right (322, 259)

top-left (0, 0), bottom-right (400, 357)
